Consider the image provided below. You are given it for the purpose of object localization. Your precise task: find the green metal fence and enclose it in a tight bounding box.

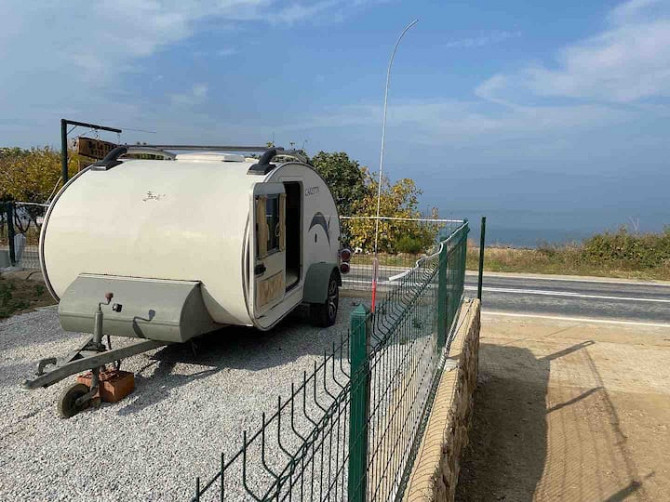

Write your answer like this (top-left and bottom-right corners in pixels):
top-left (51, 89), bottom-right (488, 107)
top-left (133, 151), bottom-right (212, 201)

top-left (191, 221), bottom-right (469, 501)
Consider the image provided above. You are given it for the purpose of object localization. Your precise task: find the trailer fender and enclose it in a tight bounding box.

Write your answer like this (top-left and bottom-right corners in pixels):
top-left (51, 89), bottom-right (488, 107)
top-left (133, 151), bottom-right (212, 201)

top-left (303, 262), bottom-right (341, 304)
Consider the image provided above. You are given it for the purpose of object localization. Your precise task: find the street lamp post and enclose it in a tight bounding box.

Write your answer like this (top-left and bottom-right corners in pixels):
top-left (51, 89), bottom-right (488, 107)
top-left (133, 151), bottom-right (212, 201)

top-left (371, 19), bottom-right (419, 312)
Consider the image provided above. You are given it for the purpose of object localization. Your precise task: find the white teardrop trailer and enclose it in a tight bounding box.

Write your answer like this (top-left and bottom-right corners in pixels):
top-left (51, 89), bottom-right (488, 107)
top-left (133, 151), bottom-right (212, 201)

top-left (25, 145), bottom-right (352, 417)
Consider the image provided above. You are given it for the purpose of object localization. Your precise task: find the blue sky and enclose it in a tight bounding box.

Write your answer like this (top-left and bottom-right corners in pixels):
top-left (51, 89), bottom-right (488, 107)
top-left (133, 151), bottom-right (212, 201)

top-left (1, 0), bottom-right (669, 243)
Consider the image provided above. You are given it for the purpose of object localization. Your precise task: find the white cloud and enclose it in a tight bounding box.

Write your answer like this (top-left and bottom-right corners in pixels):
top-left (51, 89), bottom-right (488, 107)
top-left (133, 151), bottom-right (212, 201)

top-left (0, 0), bottom-right (368, 84)
top-left (479, 0), bottom-right (670, 103)
top-left (271, 1), bottom-right (340, 25)
top-left (170, 83), bottom-right (208, 107)
top-left (609, 0), bottom-right (662, 23)
top-left (445, 30), bottom-right (521, 49)
top-left (279, 99), bottom-right (634, 146)
top-left (0, 0), bottom-right (375, 145)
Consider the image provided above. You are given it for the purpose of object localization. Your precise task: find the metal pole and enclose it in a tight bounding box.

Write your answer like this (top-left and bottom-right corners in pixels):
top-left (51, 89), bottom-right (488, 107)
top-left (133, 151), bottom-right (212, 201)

top-left (477, 216), bottom-right (486, 301)
top-left (371, 19), bottom-right (418, 312)
top-left (348, 304), bottom-right (370, 502)
top-left (437, 243), bottom-right (448, 348)
top-left (6, 202), bottom-right (16, 266)
top-left (61, 119), bottom-right (68, 184)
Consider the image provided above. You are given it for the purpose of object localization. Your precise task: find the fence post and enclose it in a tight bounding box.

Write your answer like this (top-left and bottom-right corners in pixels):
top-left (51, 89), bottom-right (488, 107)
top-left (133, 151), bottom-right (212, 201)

top-left (477, 216), bottom-right (486, 301)
top-left (437, 241), bottom-right (448, 348)
top-left (348, 304), bottom-right (371, 502)
top-left (6, 202), bottom-right (16, 266)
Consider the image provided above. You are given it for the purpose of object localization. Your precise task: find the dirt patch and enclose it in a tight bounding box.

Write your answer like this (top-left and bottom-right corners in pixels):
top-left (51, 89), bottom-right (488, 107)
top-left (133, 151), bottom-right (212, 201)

top-left (456, 314), bottom-right (670, 501)
top-left (0, 275), bottom-right (55, 319)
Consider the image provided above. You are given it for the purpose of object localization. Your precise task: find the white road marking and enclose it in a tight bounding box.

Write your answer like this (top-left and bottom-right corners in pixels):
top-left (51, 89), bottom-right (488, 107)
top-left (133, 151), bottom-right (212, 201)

top-left (482, 311), bottom-right (670, 328)
top-left (464, 285), bottom-right (670, 304)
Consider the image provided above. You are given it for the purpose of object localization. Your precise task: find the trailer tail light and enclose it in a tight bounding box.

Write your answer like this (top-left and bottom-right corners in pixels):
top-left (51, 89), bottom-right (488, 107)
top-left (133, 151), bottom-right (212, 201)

top-left (340, 248), bottom-right (352, 262)
top-left (340, 262), bottom-right (350, 274)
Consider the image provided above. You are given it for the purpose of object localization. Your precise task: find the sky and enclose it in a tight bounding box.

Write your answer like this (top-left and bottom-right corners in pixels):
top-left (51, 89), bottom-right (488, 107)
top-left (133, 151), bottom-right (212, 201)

top-left (1, 0), bottom-right (669, 245)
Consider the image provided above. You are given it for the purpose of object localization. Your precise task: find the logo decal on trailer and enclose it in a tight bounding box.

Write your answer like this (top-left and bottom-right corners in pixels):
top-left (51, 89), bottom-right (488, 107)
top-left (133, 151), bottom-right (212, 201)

top-left (309, 212), bottom-right (331, 245)
top-left (143, 191), bottom-right (166, 202)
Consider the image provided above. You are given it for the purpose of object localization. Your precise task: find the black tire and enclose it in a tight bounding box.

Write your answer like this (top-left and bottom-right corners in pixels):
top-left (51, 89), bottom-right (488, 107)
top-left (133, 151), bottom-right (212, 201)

top-left (57, 383), bottom-right (90, 419)
top-left (311, 272), bottom-right (339, 327)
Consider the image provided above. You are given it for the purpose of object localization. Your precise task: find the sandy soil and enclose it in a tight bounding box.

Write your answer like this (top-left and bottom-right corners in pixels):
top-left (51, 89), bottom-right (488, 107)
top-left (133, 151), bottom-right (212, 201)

top-left (456, 313), bottom-right (670, 502)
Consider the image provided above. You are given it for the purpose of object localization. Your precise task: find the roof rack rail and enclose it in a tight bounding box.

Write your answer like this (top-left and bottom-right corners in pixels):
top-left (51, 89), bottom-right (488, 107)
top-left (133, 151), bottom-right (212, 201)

top-left (139, 145), bottom-right (279, 153)
top-left (247, 149), bottom-right (307, 175)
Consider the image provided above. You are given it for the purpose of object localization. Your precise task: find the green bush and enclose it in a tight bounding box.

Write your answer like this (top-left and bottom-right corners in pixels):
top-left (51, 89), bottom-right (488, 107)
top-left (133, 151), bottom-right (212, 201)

top-left (395, 235), bottom-right (425, 254)
top-left (582, 227), bottom-right (670, 269)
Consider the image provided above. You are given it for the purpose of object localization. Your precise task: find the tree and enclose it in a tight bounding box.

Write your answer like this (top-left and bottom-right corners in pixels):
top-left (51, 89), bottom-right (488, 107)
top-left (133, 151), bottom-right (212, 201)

top-left (309, 151), bottom-right (439, 253)
top-left (310, 151), bottom-right (369, 218)
top-left (0, 146), bottom-right (92, 233)
top-left (345, 170), bottom-right (438, 254)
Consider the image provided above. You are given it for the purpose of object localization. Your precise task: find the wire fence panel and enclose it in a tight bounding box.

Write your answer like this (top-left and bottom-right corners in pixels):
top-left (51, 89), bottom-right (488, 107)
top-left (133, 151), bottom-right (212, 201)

top-left (191, 222), bottom-right (469, 502)
top-left (340, 216), bottom-right (466, 299)
top-left (192, 333), bottom-right (352, 502)
top-left (0, 201), bottom-right (47, 270)
top-left (349, 222), bottom-right (469, 501)
top-left (364, 256), bottom-right (442, 501)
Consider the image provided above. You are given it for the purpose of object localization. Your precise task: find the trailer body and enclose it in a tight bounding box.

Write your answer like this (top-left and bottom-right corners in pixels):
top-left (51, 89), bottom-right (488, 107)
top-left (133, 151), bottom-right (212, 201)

top-left (40, 149), bottom-right (342, 342)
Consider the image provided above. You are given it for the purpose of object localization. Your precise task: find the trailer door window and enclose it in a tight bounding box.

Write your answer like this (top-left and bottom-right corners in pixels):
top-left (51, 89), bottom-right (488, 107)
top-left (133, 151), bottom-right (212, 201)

top-left (256, 194), bottom-right (285, 259)
top-left (266, 195), bottom-right (280, 253)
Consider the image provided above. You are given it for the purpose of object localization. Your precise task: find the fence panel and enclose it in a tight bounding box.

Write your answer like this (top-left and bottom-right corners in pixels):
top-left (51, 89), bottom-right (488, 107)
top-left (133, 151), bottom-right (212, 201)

top-left (188, 221), bottom-right (469, 501)
top-left (0, 201), bottom-right (47, 270)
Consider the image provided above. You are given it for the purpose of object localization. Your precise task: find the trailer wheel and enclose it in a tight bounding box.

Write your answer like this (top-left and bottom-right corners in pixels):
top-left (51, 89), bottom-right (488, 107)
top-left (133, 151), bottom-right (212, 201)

top-left (311, 272), bottom-right (339, 327)
top-left (58, 383), bottom-right (90, 419)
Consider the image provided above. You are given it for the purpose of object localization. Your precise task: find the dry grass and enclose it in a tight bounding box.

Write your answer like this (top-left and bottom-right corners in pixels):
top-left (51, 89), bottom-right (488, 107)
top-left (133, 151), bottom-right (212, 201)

top-left (466, 242), bottom-right (670, 281)
top-left (353, 228), bottom-right (670, 281)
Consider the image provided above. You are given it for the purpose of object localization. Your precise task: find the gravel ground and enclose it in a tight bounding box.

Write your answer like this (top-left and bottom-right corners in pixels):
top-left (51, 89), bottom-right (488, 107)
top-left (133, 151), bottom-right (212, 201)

top-left (0, 301), bottom-right (355, 501)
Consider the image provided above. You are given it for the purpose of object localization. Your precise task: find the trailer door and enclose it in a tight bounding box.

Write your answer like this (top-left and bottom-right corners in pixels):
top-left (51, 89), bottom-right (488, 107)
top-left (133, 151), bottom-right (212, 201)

top-left (253, 183), bottom-right (286, 316)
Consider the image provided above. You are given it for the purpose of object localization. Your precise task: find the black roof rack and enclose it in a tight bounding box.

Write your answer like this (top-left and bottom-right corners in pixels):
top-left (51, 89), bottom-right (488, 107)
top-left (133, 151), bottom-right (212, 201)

top-left (88, 144), bottom-right (306, 174)
top-left (90, 146), bottom-right (176, 170)
top-left (247, 149), bottom-right (308, 176)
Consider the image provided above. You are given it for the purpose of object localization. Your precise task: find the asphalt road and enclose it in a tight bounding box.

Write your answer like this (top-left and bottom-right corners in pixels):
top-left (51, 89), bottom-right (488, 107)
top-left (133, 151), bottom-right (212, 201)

top-left (7, 253), bottom-right (669, 325)
top-left (466, 273), bottom-right (670, 325)
top-left (345, 265), bottom-right (669, 325)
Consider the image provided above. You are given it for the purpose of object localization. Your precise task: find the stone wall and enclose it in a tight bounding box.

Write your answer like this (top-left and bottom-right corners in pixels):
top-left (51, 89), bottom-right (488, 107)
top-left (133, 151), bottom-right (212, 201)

top-left (403, 298), bottom-right (481, 502)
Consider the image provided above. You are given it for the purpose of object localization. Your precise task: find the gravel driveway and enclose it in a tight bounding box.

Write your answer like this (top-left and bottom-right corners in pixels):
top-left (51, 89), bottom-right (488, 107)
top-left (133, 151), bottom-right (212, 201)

top-left (0, 302), bottom-right (355, 501)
